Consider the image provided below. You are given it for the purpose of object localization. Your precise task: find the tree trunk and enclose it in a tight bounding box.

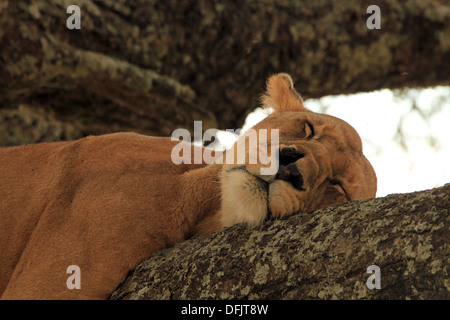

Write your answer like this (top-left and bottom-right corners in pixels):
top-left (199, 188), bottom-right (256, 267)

top-left (1, 0), bottom-right (450, 146)
top-left (110, 183), bottom-right (450, 300)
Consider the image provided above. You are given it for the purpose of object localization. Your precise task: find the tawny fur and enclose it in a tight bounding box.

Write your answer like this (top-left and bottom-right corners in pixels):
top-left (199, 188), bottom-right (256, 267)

top-left (0, 74), bottom-right (377, 299)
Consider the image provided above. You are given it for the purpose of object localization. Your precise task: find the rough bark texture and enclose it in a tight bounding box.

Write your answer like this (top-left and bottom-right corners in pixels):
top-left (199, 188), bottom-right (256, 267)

top-left (110, 184), bottom-right (450, 300)
top-left (1, 0), bottom-right (450, 146)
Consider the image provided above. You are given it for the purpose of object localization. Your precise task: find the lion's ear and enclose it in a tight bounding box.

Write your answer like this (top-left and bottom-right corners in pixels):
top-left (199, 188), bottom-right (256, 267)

top-left (260, 73), bottom-right (309, 112)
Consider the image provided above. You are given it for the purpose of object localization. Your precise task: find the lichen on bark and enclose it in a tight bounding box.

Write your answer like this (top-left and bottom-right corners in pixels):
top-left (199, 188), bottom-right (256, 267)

top-left (111, 184), bottom-right (450, 300)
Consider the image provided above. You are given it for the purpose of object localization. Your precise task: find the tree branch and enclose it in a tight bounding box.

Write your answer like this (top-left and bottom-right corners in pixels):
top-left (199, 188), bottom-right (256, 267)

top-left (1, 0), bottom-right (449, 145)
top-left (110, 184), bottom-right (450, 300)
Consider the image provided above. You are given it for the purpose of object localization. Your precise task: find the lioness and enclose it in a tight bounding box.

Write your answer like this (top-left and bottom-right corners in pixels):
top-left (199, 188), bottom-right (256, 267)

top-left (0, 74), bottom-right (376, 299)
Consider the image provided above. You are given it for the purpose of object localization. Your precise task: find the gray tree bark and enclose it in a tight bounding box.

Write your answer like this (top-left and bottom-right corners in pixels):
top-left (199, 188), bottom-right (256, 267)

top-left (110, 183), bottom-right (450, 300)
top-left (1, 0), bottom-right (450, 146)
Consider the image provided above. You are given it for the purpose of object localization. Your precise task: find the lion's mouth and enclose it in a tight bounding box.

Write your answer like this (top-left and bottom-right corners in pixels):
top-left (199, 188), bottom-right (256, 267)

top-left (275, 163), bottom-right (305, 191)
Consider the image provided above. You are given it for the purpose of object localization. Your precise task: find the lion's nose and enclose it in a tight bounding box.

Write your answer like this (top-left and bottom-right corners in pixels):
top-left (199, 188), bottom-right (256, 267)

top-left (276, 147), bottom-right (305, 189)
top-left (275, 163), bottom-right (304, 190)
top-left (279, 147), bottom-right (304, 166)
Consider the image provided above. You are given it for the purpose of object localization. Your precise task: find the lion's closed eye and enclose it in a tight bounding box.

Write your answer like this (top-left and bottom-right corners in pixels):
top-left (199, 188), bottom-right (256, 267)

top-left (305, 121), bottom-right (315, 139)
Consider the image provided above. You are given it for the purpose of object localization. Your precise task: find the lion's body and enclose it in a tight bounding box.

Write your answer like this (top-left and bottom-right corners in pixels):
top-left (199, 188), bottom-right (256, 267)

top-left (0, 133), bottom-right (221, 299)
top-left (0, 74), bottom-right (376, 299)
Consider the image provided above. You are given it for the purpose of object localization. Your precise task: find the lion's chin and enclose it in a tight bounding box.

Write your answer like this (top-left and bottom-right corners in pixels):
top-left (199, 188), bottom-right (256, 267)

top-left (220, 167), bottom-right (307, 227)
top-left (220, 169), bottom-right (268, 227)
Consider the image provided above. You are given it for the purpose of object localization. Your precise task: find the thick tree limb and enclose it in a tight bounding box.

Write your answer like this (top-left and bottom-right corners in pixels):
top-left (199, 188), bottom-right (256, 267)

top-left (110, 184), bottom-right (450, 300)
top-left (1, 0), bottom-right (450, 145)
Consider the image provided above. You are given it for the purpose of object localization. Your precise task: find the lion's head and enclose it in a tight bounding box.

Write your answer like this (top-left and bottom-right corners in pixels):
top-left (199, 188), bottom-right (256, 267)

top-left (219, 73), bottom-right (377, 227)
